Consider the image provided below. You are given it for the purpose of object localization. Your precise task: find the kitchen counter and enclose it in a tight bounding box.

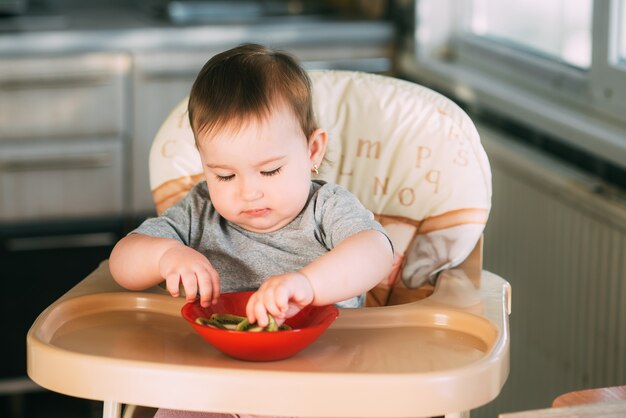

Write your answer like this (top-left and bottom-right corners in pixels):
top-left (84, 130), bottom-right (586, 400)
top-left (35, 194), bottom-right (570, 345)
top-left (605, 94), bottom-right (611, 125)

top-left (0, 6), bottom-right (395, 56)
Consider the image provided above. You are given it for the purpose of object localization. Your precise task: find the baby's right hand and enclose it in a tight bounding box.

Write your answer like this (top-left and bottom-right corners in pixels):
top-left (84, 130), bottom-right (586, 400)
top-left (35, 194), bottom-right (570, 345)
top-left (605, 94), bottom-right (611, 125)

top-left (159, 245), bottom-right (220, 307)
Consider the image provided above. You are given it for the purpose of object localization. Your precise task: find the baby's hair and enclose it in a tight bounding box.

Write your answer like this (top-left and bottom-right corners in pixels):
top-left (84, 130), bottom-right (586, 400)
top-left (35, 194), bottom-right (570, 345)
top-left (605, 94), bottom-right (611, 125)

top-left (188, 43), bottom-right (318, 145)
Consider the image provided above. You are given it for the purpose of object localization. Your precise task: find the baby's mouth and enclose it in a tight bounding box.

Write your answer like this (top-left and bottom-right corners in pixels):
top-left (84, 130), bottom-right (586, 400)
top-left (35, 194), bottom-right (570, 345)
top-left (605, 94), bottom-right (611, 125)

top-left (242, 208), bottom-right (270, 217)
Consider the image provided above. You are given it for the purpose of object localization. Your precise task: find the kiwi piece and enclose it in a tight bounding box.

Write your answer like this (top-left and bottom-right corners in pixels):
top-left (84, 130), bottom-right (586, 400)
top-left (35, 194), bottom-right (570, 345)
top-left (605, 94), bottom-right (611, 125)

top-left (246, 325), bottom-right (265, 332)
top-left (210, 313), bottom-right (247, 325)
top-left (195, 317), bottom-right (226, 329)
top-left (266, 314), bottom-right (278, 332)
top-left (235, 314), bottom-right (281, 332)
top-left (194, 317), bottom-right (211, 326)
top-left (235, 318), bottom-right (251, 331)
top-left (200, 313), bottom-right (290, 332)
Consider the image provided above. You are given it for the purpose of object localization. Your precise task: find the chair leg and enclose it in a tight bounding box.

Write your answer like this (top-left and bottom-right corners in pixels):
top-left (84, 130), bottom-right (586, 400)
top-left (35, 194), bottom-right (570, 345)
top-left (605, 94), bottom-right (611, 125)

top-left (122, 404), bottom-right (159, 418)
top-left (103, 400), bottom-right (123, 418)
top-left (444, 412), bottom-right (470, 418)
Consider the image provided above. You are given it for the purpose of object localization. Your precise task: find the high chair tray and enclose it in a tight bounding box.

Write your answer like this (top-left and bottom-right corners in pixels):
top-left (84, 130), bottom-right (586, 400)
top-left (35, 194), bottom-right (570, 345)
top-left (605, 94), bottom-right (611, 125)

top-left (28, 261), bottom-right (510, 418)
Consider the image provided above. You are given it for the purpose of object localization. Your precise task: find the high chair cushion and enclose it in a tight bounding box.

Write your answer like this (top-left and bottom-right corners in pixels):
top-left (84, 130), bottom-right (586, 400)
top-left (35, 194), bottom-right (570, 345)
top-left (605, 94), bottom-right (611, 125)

top-left (150, 70), bottom-right (491, 305)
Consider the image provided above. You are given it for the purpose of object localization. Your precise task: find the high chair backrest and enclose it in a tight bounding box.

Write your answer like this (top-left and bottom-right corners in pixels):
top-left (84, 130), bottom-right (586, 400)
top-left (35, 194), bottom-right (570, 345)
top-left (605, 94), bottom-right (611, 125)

top-left (149, 70), bottom-right (491, 306)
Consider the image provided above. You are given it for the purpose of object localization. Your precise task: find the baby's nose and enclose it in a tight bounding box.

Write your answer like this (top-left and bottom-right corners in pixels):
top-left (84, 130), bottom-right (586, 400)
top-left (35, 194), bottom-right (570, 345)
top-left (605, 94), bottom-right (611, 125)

top-left (240, 178), bottom-right (263, 201)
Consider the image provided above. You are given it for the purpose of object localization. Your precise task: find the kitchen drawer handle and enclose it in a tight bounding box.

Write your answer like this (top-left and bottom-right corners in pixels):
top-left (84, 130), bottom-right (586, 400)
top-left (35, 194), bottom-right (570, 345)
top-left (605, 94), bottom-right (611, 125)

top-left (139, 69), bottom-right (200, 81)
top-left (5, 232), bottom-right (117, 251)
top-left (0, 74), bottom-right (115, 90)
top-left (0, 153), bottom-right (113, 172)
top-left (302, 57), bottom-right (392, 74)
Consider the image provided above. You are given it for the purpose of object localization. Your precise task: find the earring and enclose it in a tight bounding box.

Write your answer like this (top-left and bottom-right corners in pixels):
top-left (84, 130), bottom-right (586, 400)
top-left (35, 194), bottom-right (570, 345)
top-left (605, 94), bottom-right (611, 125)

top-left (311, 164), bottom-right (319, 175)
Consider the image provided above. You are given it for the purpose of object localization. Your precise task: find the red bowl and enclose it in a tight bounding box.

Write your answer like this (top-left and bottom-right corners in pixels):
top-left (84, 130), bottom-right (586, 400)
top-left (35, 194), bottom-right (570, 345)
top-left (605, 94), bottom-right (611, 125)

top-left (181, 291), bottom-right (339, 361)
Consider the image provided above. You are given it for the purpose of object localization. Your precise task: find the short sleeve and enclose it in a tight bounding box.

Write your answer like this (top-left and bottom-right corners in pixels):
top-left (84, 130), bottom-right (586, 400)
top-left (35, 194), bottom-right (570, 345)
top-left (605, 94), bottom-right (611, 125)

top-left (130, 184), bottom-right (202, 245)
top-left (314, 183), bottom-right (391, 250)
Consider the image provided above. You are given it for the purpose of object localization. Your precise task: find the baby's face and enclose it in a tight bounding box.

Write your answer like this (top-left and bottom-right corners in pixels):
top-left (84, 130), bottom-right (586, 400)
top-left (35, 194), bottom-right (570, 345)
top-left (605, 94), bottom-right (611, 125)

top-left (198, 104), bottom-right (318, 233)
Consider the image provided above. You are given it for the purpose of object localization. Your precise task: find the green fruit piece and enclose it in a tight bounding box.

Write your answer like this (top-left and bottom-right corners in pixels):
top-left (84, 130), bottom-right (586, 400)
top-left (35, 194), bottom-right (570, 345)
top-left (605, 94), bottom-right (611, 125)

top-left (266, 314), bottom-right (278, 332)
top-left (207, 318), bottom-right (227, 329)
top-left (195, 317), bottom-right (211, 326)
top-left (246, 325), bottom-right (265, 332)
top-left (195, 317), bottom-right (225, 329)
top-left (229, 314), bottom-right (289, 332)
top-left (235, 318), bottom-right (251, 331)
top-left (210, 313), bottom-right (246, 325)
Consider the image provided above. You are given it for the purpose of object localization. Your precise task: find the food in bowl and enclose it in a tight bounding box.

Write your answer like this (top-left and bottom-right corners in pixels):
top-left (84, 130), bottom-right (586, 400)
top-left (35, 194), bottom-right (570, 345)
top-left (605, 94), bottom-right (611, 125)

top-left (181, 291), bottom-right (339, 361)
top-left (194, 313), bottom-right (292, 331)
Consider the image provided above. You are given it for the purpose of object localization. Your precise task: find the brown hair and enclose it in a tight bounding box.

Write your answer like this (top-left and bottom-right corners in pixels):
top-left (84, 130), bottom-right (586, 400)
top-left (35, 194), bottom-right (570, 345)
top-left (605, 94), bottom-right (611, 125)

top-left (188, 43), bottom-right (318, 145)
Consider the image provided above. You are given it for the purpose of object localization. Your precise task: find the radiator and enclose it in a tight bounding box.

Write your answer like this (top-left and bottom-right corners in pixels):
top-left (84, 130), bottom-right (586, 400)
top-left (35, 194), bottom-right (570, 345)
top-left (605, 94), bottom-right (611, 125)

top-left (472, 124), bottom-right (626, 417)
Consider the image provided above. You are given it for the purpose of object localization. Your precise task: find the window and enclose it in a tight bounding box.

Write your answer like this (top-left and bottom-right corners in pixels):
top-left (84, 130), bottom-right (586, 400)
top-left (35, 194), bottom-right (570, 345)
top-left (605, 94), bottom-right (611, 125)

top-left (618, 0), bottom-right (626, 65)
top-left (469, 0), bottom-right (592, 68)
top-left (405, 0), bottom-right (626, 171)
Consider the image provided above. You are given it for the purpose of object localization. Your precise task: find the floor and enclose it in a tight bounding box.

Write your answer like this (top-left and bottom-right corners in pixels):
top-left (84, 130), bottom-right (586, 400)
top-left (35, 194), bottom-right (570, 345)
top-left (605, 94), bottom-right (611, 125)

top-left (0, 390), bottom-right (103, 418)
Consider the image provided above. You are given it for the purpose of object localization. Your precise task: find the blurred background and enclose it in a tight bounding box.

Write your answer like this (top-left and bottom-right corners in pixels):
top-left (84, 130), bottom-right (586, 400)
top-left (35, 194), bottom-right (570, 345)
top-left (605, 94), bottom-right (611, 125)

top-left (0, 0), bottom-right (625, 417)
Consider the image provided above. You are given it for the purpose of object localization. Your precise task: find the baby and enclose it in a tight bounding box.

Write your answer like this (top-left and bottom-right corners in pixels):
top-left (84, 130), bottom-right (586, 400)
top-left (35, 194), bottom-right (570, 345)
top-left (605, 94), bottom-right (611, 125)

top-left (109, 43), bottom-right (393, 417)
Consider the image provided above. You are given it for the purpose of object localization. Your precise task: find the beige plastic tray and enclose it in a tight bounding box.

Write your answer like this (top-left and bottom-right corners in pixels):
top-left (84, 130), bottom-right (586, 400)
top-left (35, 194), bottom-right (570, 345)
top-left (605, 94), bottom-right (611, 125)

top-left (28, 261), bottom-right (510, 418)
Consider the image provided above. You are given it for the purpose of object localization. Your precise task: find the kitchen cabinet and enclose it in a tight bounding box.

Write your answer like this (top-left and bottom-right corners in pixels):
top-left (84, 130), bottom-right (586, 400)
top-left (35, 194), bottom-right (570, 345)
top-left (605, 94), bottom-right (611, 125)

top-left (0, 139), bottom-right (125, 221)
top-left (0, 52), bottom-right (130, 384)
top-left (131, 50), bottom-right (216, 216)
top-left (0, 52), bottom-right (130, 221)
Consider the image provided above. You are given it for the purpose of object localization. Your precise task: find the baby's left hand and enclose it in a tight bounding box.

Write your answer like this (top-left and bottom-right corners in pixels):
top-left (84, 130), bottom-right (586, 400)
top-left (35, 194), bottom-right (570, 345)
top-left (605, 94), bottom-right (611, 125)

top-left (246, 272), bottom-right (314, 328)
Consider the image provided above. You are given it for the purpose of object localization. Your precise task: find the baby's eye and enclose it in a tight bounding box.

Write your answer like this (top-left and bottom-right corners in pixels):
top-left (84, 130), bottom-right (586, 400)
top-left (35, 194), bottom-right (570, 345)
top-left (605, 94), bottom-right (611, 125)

top-left (215, 174), bottom-right (235, 182)
top-left (261, 167), bottom-right (281, 177)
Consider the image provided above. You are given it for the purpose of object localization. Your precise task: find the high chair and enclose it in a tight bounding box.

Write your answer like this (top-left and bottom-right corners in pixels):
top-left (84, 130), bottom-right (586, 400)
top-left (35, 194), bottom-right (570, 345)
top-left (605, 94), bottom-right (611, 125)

top-left (27, 70), bottom-right (511, 418)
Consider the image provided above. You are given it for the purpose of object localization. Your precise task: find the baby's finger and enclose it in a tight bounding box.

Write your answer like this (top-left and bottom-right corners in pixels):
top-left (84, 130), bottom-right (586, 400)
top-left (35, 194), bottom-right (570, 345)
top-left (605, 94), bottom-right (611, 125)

top-left (195, 269), bottom-right (213, 308)
top-left (274, 285), bottom-right (291, 315)
top-left (252, 300), bottom-right (269, 328)
top-left (180, 272), bottom-right (198, 303)
top-left (245, 294), bottom-right (260, 324)
top-left (165, 274), bottom-right (181, 297)
top-left (261, 290), bottom-right (282, 319)
top-left (207, 266), bottom-right (220, 304)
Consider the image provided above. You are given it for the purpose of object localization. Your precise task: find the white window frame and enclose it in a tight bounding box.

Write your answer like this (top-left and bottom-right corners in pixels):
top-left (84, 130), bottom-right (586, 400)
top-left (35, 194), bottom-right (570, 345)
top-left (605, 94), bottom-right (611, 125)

top-left (591, 0), bottom-right (626, 114)
top-left (399, 0), bottom-right (626, 170)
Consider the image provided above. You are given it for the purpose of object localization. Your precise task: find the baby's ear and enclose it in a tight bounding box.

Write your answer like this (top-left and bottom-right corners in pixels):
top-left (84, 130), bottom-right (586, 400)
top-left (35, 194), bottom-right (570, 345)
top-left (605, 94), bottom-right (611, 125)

top-left (308, 128), bottom-right (328, 165)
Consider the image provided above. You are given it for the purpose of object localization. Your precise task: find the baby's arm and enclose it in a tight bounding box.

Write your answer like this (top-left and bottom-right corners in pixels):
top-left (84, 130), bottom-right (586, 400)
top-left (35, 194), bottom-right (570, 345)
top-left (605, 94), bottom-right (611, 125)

top-left (109, 234), bottom-right (220, 307)
top-left (302, 229), bottom-right (393, 305)
top-left (247, 229), bottom-right (393, 326)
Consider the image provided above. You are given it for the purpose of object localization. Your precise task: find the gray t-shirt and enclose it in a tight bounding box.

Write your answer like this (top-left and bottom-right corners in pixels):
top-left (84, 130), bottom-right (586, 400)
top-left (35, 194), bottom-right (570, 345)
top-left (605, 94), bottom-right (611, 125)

top-left (132, 180), bottom-right (388, 308)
